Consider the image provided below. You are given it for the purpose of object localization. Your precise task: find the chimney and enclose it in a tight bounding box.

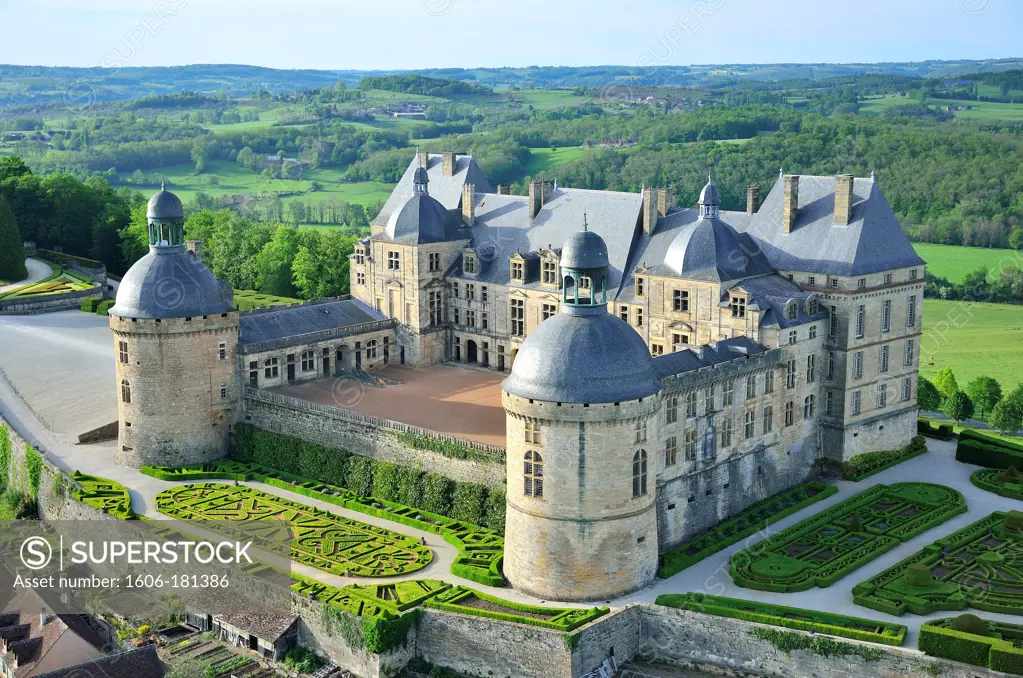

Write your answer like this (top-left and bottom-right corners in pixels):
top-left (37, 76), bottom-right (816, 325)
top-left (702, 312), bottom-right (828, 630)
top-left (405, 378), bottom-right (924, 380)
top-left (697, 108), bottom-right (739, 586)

top-left (656, 188), bottom-right (672, 217)
top-left (528, 179), bottom-right (549, 220)
top-left (642, 187), bottom-right (658, 236)
top-left (416, 150), bottom-right (430, 170)
top-left (462, 183), bottom-right (476, 226)
top-left (782, 175), bottom-right (799, 234)
top-left (834, 174), bottom-right (854, 226)
top-left (746, 184), bottom-right (760, 215)
top-left (186, 240), bottom-right (202, 262)
top-left (442, 152), bottom-right (457, 177)
top-left (496, 184), bottom-right (510, 195)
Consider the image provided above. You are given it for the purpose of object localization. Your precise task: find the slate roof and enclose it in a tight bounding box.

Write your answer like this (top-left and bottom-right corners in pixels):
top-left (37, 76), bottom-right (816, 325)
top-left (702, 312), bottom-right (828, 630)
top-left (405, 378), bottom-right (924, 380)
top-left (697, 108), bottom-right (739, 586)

top-left (373, 154), bottom-right (492, 228)
top-left (740, 174), bottom-right (925, 276)
top-left (652, 336), bottom-right (767, 379)
top-left (734, 274), bottom-right (826, 329)
top-left (661, 214), bottom-right (775, 283)
top-left (379, 193), bottom-right (471, 245)
top-left (452, 188), bottom-right (644, 291)
top-left (34, 645), bottom-right (165, 678)
top-left (111, 248), bottom-right (235, 320)
top-left (147, 187), bottom-right (184, 220)
top-left (238, 298), bottom-right (387, 345)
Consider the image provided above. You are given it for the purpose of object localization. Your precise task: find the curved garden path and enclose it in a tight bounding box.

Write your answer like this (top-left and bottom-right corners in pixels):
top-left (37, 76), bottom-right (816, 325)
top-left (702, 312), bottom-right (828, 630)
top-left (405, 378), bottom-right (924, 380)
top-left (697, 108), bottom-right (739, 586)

top-left (0, 258), bottom-right (52, 294)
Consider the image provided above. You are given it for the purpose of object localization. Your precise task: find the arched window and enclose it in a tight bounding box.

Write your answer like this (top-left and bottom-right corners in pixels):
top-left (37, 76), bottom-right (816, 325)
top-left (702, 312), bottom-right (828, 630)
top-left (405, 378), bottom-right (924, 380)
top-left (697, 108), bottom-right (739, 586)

top-left (524, 421), bottom-right (542, 445)
top-left (367, 340), bottom-right (378, 359)
top-left (804, 394), bottom-right (816, 419)
top-left (264, 357), bottom-right (279, 379)
top-left (301, 350), bottom-right (316, 372)
top-left (632, 450), bottom-right (648, 497)
top-left (524, 451), bottom-right (544, 498)
top-left (120, 379), bottom-right (131, 404)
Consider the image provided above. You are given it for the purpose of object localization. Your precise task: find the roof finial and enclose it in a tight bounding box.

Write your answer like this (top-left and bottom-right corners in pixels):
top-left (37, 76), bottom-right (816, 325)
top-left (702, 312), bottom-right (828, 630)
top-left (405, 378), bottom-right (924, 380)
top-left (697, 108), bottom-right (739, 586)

top-left (708, 173), bottom-right (712, 184)
top-left (779, 167), bottom-right (784, 178)
top-left (161, 180), bottom-right (166, 191)
top-left (583, 213), bottom-right (589, 231)
top-left (870, 169), bottom-right (876, 183)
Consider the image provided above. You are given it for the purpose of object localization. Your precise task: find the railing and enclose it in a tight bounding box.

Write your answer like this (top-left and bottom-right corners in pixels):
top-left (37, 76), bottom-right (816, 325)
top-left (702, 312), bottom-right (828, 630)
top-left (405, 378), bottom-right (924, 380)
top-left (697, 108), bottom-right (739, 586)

top-left (244, 387), bottom-right (507, 457)
top-left (238, 318), bottom-right (397, 354)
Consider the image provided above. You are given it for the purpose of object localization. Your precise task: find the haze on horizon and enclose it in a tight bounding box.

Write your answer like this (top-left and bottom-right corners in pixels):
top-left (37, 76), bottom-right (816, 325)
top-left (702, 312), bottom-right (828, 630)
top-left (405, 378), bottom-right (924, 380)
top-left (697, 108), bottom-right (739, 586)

top-left (0, 0), bottom-right (1019, 72)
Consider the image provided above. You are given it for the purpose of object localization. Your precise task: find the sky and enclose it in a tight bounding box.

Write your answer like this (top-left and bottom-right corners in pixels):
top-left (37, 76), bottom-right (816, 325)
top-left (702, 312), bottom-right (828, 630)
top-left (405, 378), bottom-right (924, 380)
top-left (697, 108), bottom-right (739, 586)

top-left (0, 0), bottom-right (1019, 71)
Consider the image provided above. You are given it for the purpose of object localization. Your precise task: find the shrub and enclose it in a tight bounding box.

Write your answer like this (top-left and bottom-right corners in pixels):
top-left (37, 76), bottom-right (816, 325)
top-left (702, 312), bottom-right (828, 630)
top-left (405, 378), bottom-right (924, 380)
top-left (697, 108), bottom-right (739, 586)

top-left (281, 648), bottom-right (323, 674)
top-left (840, 436), bottom-right (927, 481)
top-left (846, 515), bottom-right (864, 533)
top-left (1005, 510), bottom-right (1023, 533)
top-left (951, 613), bottom-right (990, 637)
top-left (96, 299), bottom-right (115, 316)
top-left (905, 563), bottom-right (934, 587)
top-left (372, 462), bottom-right (399, 502)
top-left (79, 298), bottom-right (100, 312)
top-left (918, 622), bottom-right (993, 668)
top-left (483, 487), bottom-right (506, 532)
top-left (421, 473), bottom-right (453, 516)
top-left (346, 456), bottom-right (374, 498)
top-left (955, 435), bottom-right (1023, 470)
top-left (918, 419), bottom-right (955, 440)
top-left (451, 483), bottom-right (488, 526)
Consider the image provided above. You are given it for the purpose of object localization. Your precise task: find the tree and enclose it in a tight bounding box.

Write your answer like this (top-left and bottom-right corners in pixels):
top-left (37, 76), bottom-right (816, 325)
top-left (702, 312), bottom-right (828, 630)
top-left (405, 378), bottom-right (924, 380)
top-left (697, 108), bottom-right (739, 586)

top-left (965, 376), bottom-right (1002, 417)
top-left (1011, 228), bottom-right (1023, 251)
top-left (934, 367), bottom-right (959, 400)
top-left (943, 391), bottom-right (975, 423)
top-left (917, 377), bottom-right (942, 411)
top-left (0, 195), bottom-right (27, 282)
top-left (0, 156), bottom-right (31, 183)
top-left (990, 399), bottom-right (1023, 435)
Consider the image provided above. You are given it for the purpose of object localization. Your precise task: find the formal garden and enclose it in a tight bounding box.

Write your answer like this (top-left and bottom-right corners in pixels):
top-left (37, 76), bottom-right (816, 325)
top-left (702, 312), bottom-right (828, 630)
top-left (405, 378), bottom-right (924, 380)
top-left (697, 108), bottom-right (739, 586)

top-left (729, 483), bottom-right (967, 592)
top-left (142, 458), bottom-right (505, 586)
top-left (423, 585), bottom-right (608, 632)
top-left (853, 511), bottom-right (1023, 617)
top-left (655, 593), bottom-right (907, 646)
top-left (658, 481), bottom-right (838, 578)
top-left (919, 614), bottom-right (1023, 674)
top-left (69, 471), bottom-right (136, 520)
top-left (154, 483), bottom-right (434, 578)
top-left (0, 268), bottom-right (95, 300)
top-left (972, 467), bottom-right (1023, 501)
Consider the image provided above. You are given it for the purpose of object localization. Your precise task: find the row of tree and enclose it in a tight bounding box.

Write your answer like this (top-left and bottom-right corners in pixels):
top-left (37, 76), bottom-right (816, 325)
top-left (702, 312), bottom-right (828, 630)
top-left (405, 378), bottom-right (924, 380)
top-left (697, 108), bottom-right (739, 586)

top-left (919, 368), bottom-right (1023, 433)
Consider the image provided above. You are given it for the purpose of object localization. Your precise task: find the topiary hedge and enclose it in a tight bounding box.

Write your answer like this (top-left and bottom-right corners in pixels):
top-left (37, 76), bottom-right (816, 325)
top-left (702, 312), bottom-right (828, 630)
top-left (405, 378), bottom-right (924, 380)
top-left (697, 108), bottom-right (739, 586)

top-left (956, 430), bottom-right (1023, 469)
top-left (919, 617), bottom-right (1023, 674)
top-left (970, 467), bottom-right (1023, 501)
top-left (918, 419), bottom-right (956, 440)
top-left (96, 299), bottom-right (115, 316)
top-left (656, 593), bottom-right (907, 646)
top-left (424, 586), bottom-right (608, 632)
top-left (840, 436), bottom-right (928, 481)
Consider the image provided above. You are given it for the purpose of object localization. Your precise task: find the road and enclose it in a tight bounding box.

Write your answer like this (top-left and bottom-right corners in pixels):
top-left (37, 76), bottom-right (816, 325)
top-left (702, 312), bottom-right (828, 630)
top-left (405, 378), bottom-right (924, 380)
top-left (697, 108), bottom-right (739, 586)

top-left (0, 258), bottom-right (52, 294)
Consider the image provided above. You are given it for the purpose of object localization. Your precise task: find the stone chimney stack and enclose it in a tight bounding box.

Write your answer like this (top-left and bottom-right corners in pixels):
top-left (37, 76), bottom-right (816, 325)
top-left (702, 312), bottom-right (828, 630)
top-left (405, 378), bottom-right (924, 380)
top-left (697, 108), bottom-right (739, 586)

top-left (746, 184), bottom-right (760, 215)
top-left (496, 184), bottom-right (510, 195)
top-left (416, 150), bottom-right (430, 170)
top-left (782, 175), bottom-right (799, 234)
top-left (462, 183), bottom-right (476, 226)
top-left (834, 174), bottom-right (854, 226)
top-left (656, 188), bottom-right (672, 217)
top-left (528, 179), bottom-right (548, 220)
top-left (186, 240), bottom-right (203, 262)
top-left (642, 187), bottom-right (659, 235)
top-left (442, 152), bottom-right (457, 177)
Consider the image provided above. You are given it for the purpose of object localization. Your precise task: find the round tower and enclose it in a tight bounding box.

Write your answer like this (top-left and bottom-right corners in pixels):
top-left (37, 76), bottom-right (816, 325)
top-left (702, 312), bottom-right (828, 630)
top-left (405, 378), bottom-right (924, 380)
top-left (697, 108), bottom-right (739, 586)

top-left (109, 186), bottom-right (239, 468)
top-left (501, 225), bottom-right (661, 601)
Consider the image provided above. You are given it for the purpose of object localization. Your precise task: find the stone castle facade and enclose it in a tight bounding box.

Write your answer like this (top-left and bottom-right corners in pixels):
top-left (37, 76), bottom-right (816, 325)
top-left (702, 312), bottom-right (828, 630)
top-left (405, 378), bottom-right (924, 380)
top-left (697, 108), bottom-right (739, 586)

top-left (110, 154), bottom-right (924, 600)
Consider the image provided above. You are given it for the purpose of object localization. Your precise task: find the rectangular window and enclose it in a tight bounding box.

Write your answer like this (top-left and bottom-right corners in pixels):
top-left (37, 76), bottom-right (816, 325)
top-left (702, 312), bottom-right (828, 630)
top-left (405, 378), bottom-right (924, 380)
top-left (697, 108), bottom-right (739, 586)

top-left (219, 342), bottom-right (227, 360)
top-left (636, 308), bottom-right (644, 327)
top-left (387, 251), bottom-right (400, 271)
top-left (452, 308), bottom-right (460, 325)
top-left (908, 295), bottom-right (917, 327)
top-left (481, 286), bottom-right (488, 302)
top-left (882, 299), bottom-right (891, 333)
top-left (720, 419), bottom-right (733, 448)
top-left (467, 310), bottom-right (476, 327)
top-left (744, 411), bottom-right (755, 439)
top-left (542, 303), bottom-right (557, 321)
top-left (722, 381), bottom-right (734, 407)
top-left (636, 277), bottom-right (645, 297)
top-left (672, 333), bottom-right (689, 349)
top-left (806, 355), bottom-right (816, 383)
top-left (511, 261), bottom-right (524, 281)
top-left (651, 342), bottom-right (664, 356)
top-left (856, 305), bottom-right (865, 338)
top-left (355, 249), bottom-right (365, 265)
top-left (809, 325), bottom-right (817, 340)
top-left (784, 401), bottom-right (794, 427)
top-left (673, 290), bottom-right (689, 312)
top-left (665, 437), bottom-right (677, 467)
top-left (746, 374), bottom-right (756, 400)
top-left (878, 384), bottom-right (887, 408)
top-left (829, 305), bottom-right (837, 337)
top-left (852, 391), bottom-right (862, 415)
top-left (510, 299), bottom-right (525, 337)
top-left (763, 406), bottom-right (773, 433)
top-left (786, 359), bottom-right (797, 388)
top-left (827, 352), bottom-right (835, 380)
top-left (765, 369), bottom-right (775, 394)
top-left (429, 252), bottom-right (440, 272)
top-left (704, 387), bottom-right (714, 413)
top-left (905, 339), bottom-right (914, 366)
top-left (731, 297), bottom-right (746, 318)
top-left (685, 391), bottom-right (697, 418)
top-left (884, 273), bottom-right (892, 284)
top-left (118, 341), bottom-right (128, 364)
top-left (666, 396), bottom-right (678, 424)
top-left (220, 383), bottom-right (227, 400)
top-left (830, 278), bottom-right (838, 288)
top-left (807, 276), bottom-right (816, 286)
top-left (880, 345), bottom-right (889, 373)
top-left (619, 306), bottom-right (629, 323)
top-left (857, 278), bottom-right (866, 289)
top-left (464, 256), bottom-right (476, 274)
top-left (854, 351), bottom-right (863, 379)
top-left (429, 291), bottom-right (442, 326)
top-left (356, 272), bottom-right (365, 286)
top-left (635, 420), bottom-right (648, 444)
top-left (542, 260), bottom-right (557, 285)
top-left (466, 284), bottom-right (475, 300)
top-left (481, 312), bottom-right (489, 330)
top-left (684, 429), bottom-right (698, 461)
top-left (525, 421), bottom-right (542, 445)
top-left (903, 377), bottom-right (912, 401)
top-left (910, 269), bottom-right (918, 280)
top-left (826, 390), bottom-right (834, 415)
top-left (788, 330), bottom-right (797, 345)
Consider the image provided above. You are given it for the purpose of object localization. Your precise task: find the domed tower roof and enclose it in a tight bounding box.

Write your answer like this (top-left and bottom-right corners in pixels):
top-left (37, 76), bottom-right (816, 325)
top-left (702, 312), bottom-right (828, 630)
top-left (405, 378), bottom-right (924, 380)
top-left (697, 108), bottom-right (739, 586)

top-left (385, 193), bottom-right (465, 244)
top-left (412, 166), bottom-right (430, 192)
top-left (110, 187), bottom-right (234, 319)
top-left (699, 178), bottom-right (720, 206)
top-left (503, 224), bottom-right (660, 404)
top-left (664, 217), bottom-right (774, 282)
top-left (147, 183), bottom-right (184, 220)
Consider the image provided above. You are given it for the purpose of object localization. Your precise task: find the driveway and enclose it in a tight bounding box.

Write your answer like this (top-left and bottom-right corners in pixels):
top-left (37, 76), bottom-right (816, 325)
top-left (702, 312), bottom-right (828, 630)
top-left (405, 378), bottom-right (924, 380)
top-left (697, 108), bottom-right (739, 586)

top-left (0, 258), bottom-right (52, 294)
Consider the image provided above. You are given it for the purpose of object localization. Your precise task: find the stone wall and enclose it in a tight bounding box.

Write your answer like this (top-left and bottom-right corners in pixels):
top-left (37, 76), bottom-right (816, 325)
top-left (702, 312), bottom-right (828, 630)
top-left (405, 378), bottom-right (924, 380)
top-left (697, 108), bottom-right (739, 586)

top-left (0, 287), bottom-right (102, 315)
top-left (242, 390), bottom-right (506, 488)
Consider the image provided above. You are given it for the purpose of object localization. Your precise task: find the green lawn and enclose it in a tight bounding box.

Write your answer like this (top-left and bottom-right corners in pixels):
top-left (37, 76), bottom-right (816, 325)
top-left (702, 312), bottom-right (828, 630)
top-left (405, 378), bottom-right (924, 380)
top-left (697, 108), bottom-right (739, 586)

top-left (858, 94), bottom-right (1023, 121)
top-left (920, 300), bottom-right (1023, 392)
top-left (233, 289), bottom-right (300, 311)
top-left (913, 243), bottom-right (1023, 283)
top-left (522, 147), bottom-right (592, 176)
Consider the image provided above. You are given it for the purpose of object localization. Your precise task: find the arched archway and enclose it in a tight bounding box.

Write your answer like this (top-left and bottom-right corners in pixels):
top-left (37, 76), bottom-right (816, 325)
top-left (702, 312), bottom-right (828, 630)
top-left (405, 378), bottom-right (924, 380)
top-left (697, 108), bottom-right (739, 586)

top-left (466, 340), bottom-right (479, 364)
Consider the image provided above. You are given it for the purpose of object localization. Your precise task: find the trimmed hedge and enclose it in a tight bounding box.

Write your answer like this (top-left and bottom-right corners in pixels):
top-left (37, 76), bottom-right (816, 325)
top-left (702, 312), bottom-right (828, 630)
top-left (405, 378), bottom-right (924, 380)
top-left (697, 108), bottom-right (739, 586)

top-left (840, 436), bottom-right (928, 481)
top-left (918, 419), bottom-right (956, 440)
top-left (656, 593), bottom-right (906, 646)
top-left (956, 435), bottom-right (1023, 470)
top-left (71, 470), bottom-right (136, 520)
top-left (424, 586), bottom-right (608, 632)
top-left (659, 481), bottom-right (839, 578)
top-left (730, 483), bottom-right (966, 593)
top-left (79, 298), bottom-right (101, 313)
top-left (96, 299), bottom-right (115, 316)
top-left (919, 617), bottom-right (1023, 674)
top-left (971, 467), bottom-right (1023, 501)
top-left (961, 429), bottom-right (1023, 451)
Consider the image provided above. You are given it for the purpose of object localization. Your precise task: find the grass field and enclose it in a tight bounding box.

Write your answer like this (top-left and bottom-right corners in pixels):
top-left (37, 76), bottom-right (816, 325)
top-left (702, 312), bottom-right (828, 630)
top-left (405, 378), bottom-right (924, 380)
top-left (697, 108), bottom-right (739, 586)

top-left (858, 94), bottom-right (1023, 121)
top-left (913, 243), bottom-right (1023, 283)
top-left (233, 289), bottom-right (301, 311)
top-left (522, 147), bottom-right (592, 175)
top-left (920, 299), bottom-right (1023, 392)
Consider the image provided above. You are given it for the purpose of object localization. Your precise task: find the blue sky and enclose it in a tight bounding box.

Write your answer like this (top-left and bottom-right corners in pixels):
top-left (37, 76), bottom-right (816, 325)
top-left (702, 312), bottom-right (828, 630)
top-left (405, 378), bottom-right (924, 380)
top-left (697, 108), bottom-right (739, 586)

top-left (0, 0), bottom-right (1019, 70)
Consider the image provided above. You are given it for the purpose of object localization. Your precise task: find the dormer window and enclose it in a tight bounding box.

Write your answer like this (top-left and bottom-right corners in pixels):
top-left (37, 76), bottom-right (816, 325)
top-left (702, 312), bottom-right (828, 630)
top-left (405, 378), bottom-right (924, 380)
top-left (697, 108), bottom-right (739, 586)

top-left (786, 302), bottom-right (798, 321)
top-left (511, 260), bottom-right (524, 282)
top-left (355, 248), bottom-right (365, 265)
top-left (636, 277), bottom-right (645, 297)
top-left (464, 254), bottom-right (477, 275)
top-left (541, 258), bottom-right (558, 286)
top-left (731, 296), bottom-right (746, 318)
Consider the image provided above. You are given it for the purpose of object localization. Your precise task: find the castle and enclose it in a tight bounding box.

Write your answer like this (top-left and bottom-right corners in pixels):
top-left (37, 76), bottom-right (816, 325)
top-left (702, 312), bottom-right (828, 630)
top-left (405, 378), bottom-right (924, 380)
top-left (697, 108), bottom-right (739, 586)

top-left (109, 153), bottom-right (925, 599)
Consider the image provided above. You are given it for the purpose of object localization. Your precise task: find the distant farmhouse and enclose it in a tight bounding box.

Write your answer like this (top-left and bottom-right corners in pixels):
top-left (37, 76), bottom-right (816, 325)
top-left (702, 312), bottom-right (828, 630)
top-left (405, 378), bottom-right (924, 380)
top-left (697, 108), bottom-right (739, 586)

top-left (108, 152), bottom-right (924, 599)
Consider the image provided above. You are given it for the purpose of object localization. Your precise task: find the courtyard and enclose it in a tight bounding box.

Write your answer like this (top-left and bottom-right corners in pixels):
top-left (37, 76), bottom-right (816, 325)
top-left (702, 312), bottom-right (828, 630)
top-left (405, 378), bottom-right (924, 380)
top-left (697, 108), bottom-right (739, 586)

top-left (269, 363), bottom-right (508, 446)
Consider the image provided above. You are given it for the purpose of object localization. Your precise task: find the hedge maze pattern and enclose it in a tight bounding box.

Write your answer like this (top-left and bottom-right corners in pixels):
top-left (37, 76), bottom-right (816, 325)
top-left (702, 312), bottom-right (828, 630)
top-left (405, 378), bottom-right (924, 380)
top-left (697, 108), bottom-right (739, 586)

top-left (972, 468), bottom-right (1023, 502)
top-left (155, 484), bottom-right (433, 578)
top-left (854, 512), bottom-right (1023, 616)
top-left (71, 471), bottom-right (135, 520)
top-left (730, 483), bottom-right (966, 592)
